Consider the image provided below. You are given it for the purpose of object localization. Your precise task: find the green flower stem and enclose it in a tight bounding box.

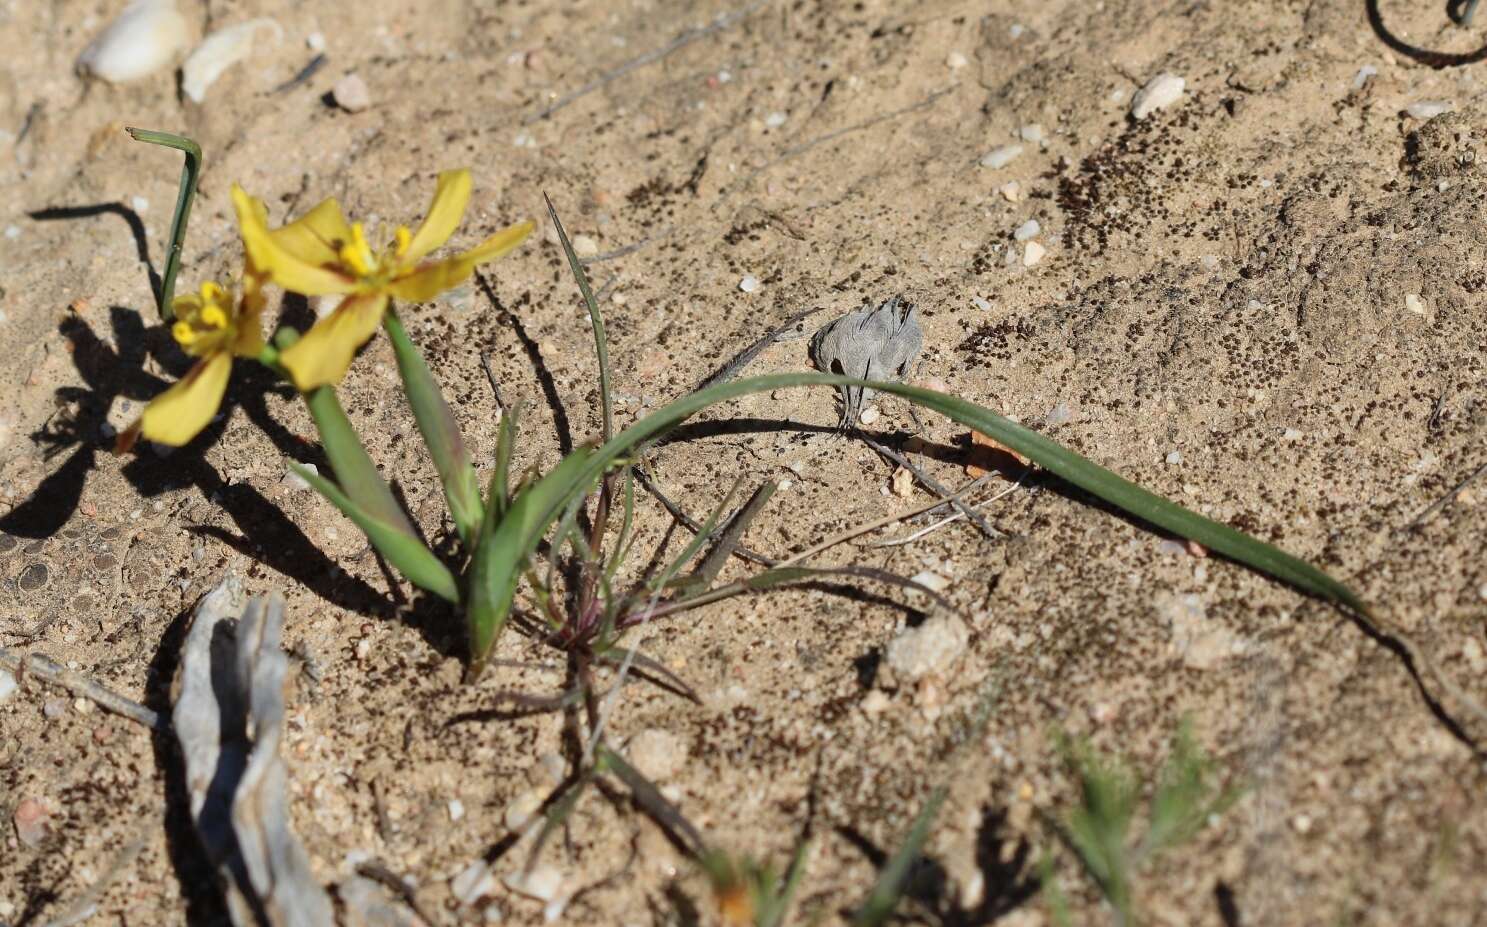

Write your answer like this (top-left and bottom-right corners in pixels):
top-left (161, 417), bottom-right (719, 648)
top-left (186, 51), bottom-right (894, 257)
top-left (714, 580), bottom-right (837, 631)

top-left (126, 127), bottom-right (201, 320)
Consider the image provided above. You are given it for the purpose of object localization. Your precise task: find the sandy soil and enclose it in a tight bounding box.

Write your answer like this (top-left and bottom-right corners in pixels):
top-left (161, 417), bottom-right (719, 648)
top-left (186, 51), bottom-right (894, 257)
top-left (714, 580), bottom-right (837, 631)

top-left (2, 0), bottom-right (1486, 924)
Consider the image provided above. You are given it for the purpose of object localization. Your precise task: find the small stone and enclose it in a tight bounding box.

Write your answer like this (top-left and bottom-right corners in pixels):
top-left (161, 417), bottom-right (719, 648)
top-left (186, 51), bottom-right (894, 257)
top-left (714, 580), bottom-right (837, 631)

top-left (1045, 402), bottom-right (1072, 425)
top-left (738, 274), bottom-right (760, 293)
top-left (890, 466), bottom-right (914, 498)
top-left (1351, 65), bottom-right (1377, 91)
top-left (1009, 23), bottom-right (1025, 38)
top-left (764, 111), bottom-right (787, 129)
top-left (1291, 813), bottom-right (1313, 835)
top-left (131, 196), bottom-right (149, 214)
top-left (17, 562), bottom-right (47, 591)
top-left (1404, 293), bottom-right (1426, 315)
top-left (13, 798), bottom-right (51, 848)
top-left (504, 790), bottom-right (543, 831)
top-left (43, 698), bottom-right (67, 719)
top-left (503, 864), bottom-right (563, 902)
top-left (570, 234), bottom-right (599, 258)
top-left (1018, 123), bottom-right (1044, 144)
top-left (1283, 427), bottom-right (1304, 441)
top-left (1130, 72), bottom-right (1185, 120)
top-left (332, 73), bottom-right (372, 113)
top-left (448, 798), bottom-right (466, 822)
top-left (1158, 592), bottom-right (1239, 670)
top-left (972, 295), bottom-right (992, 311)
top-left (1479, 583), bottom-right (1487, 602)
top-left (283, 462), bottom-right (318, 491)
top-left (860, 690), bottom-right (890, 715)
top-left (1405, 100), bottom-right (1452, 120)
top-left (0, 670), bottom-right (15, 703)
top-left (1165, 450), bottom-right (1183, 465)
top-left (858, 404), bottom-right (881, 426)
top-left (5, 225), bottom-right (21, 240)
top-left (909, 571), bottom-right (950, 593)
top-left (73, 697), bottom-right (94, 715)
top-left (1013, 219), bottom-right (1041, 242)
top-left (625, 728), bottom-right (687, 782)
top-left (946, 51), bottom-right (968, 69)
top-left (1201, 254), bottom-right (1219, 270)
top-left (1022, 241), bottom-right (1046, 267)
top-left (980, 144), bottom-right (1023, 169)
top-left (998, 181), bottom-right (1022, 202)
top-left (886, 612), bottom-right (969, 679)
top-left (306, 31), bottom-right (326, 52)
top-left (528, 752), bottom-right (566, 787)
top-left (451, 860), bottom-right (498, 905)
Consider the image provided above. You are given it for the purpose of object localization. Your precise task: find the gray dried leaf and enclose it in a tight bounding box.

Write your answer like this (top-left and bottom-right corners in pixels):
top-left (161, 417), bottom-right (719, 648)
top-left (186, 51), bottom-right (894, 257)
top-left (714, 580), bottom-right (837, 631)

top-left (808, 294), bottom-right (923, 427)
top-left (174, 575), bottom-right (334, 927)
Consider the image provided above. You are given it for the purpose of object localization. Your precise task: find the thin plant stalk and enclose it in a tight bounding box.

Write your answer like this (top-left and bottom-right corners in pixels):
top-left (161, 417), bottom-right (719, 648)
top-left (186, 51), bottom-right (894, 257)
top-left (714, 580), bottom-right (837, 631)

top-left (125, 127), bottom-right (201, 320)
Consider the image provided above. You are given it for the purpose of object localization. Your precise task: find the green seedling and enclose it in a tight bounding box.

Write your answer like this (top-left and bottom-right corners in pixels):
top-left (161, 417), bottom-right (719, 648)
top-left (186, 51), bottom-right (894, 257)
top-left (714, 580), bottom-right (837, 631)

top-left (1043, 721), bottom-right (1240, 926)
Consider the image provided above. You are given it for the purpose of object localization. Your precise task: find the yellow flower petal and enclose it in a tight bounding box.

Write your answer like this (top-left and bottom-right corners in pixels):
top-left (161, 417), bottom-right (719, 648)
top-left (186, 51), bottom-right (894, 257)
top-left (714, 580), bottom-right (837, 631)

top-left (277, 291), bottom-right (390, 391)
top-left (138, 352), bottom-right (232, 446)
top-left (386, 221), bottom-right (534, 303)
top-left (232, 282), bottom-right (267, 358)
top-left (232, 185), bottom-right (359, 297)
top-left (269, 197), bottom-right (354, 266)
top-left (402, 169), bottom-right (472, 264)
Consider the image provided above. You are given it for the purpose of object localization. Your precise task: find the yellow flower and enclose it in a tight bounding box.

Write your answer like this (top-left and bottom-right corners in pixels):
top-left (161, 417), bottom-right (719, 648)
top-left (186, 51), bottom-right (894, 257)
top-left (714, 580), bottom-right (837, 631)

top-left (117, 278), bottom-right (266, 452)
top-left (232, 169), bottom-right (532, 391)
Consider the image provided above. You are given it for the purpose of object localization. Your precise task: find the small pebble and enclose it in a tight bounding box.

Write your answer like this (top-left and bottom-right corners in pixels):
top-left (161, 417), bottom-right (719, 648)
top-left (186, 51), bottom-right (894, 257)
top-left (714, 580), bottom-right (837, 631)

top-left (332, 73), bottom-right (372, 113)
top-left (4, 225), bottom-right (20, 240)
top-left (504, 790), bottom-right (543, 831)
top-left (909, 571), bottom-right (950, 593)
top-left (43, 698), bottom-right (67, 719)
top-left (1022, 241), bottom-right (1046, 267)
top-left (13, 798), bottom-right (51, 848)
top-left (283, 462), bottom-right (318, 491)
top-left (1009, 23), bottom-right (1025, 38)
top-left (625, 728), bottom-right (687, 782)
top-left (1478, 583), bottom-right (1487, 602)
top-left (998, 181), bottom-right (1022, 202)
top-left (569, 234), bottom-right (599, 258)
top-left (448, 799), bottom-right (466, 822)
top-left (946, 51), bottom-right (968, 70)
top-left (451, 860), bottom-right (497, 906)
top-left (1045, 402), bottom-right (1073, 425)
top-left (1018, 123), bottom-right (1044, 144)
top-left (858, 404), bottom-right (881, 426)
top-left (1292, 813), bottom-right (1313, 835)
top-left (1404, 293), bottom-right (1426, 315)
top-left (1201, 254), bottom-right (1220, 270)
top-left (980, 143), bottom-right (1023, 169)
top-left (1165, 450), bottom-right (1183, 465)
top-left (890, 466), bottom-right (915, 498)
top-left (1351, 65), bottom-right (1377, 91)
top-left (1438, 179), bottom-right (1451, 193)
top-left (738, 274), bottom-right (760, 293)
top-left (1405, 100), bottom-right (1452, 120)
top-left (860, 690), bottom-right (890, 715)
top-left (73, 697), bottom-right (94, 715)
top-left (503, 864), bottom-right (563, 903)
top-left (306, 31), bottom-right (326, 52)
top-left (886, 612), bottom-right (969, 679)
top-left (131, 196), bottom-right (149, 214)
top-left (528, 752), bottom-right (566, 787)
top-left (764, 111), bottom-right (787, 129)
top-left (972, 295), bottom-right (992, 311)
top-left (0, 670), bottom-right (16, 703)
top-left (1013, 219), bottom-right (1040, 241)
top-left (1131, 72), bottom-right (1185, 120)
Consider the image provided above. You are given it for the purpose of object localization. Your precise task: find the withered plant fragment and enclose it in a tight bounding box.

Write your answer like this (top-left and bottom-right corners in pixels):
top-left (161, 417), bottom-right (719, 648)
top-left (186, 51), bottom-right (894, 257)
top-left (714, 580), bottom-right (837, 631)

top-left (809, 294), bottom-right (923, 427)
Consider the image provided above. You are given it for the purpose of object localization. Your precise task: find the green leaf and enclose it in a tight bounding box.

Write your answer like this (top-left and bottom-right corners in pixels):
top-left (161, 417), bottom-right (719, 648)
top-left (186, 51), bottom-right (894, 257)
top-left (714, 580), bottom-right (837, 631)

top-left (486, 403), bottom-right (523, 523)
top-left (466, 371), bottom-right (1374, 674)
top-left (126, 127), bottom-right (201, 320)
top-left (852, 786), bottom-right (945, 927)
top-left (289, 463), bottom-right (459, 603)
top-left (303, 385), bottom-right (420, 540)
top-left (383, 308), bottom-right (483, 548)
top-left (545, 194), bottom-right (612, 442)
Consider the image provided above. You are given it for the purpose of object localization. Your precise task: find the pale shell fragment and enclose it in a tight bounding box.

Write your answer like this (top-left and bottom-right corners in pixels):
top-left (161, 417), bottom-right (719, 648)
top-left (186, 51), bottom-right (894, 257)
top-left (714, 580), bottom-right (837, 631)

top-left (182, 18), bottom-right (283, 103)
top-left (76, 0), bottom-right (190, 84)
top-left (1130, 72), bottom-right (1185, 120)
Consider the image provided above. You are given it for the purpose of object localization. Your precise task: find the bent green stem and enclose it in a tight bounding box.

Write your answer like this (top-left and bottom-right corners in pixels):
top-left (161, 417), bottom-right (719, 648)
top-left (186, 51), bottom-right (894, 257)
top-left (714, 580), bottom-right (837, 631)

top-left (126, 127), bottom-right (202, 320)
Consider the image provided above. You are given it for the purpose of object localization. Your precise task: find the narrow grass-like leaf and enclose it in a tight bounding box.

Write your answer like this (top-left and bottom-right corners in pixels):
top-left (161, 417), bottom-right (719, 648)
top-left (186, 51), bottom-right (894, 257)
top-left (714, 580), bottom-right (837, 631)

top-left (289, 463), bottom-right (459, 603)
top-left (1140, 721), bottom-right (1240, 860)
top-left (597, 745), bottom-right (706, 856)
top-left (852, 786), bottom-right (945, 927)
top-left (546, 194), bottom-right (612, 442)
top-left (594, 646), bottom-right (700, 703)
top-left (486, 402), bottom-right (523, 524)
top-left (125, 127), bottom-right (201, 319)
top-left (650, 477), bottom-right (743, 594)
top-left (468, 371), bottom-right (1375, 675)
top-left (303, 385), bottom-right (419, 540)
top-left (759, 838), bottom-right (814, 927)
top-left (1057, 734), bottom-right (1136, 921)
top-left (601, 469), bottom-right (637, 592)
top-left (384, 308), bottom-right (483, 548)
top-left (686, 480), bottom-right (776, 593)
